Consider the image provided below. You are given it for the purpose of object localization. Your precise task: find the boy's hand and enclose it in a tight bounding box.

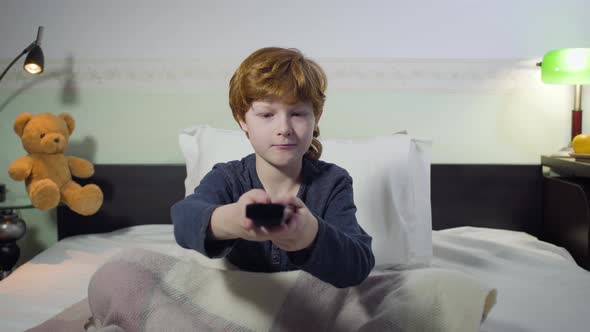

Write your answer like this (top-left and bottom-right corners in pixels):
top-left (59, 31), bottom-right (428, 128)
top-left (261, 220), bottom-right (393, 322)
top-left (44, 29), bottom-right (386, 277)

top-left (210, 190), bottom-right (319, 252)
top-left (264, 195), bottom-right (319, 252)
top-left (210, 189), bottom-right (273, 241)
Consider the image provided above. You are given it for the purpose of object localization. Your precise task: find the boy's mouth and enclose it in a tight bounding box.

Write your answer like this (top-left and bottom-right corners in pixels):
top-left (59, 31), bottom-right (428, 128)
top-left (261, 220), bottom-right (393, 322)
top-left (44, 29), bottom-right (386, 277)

top-left (273, 144), bottom-right (297, 149)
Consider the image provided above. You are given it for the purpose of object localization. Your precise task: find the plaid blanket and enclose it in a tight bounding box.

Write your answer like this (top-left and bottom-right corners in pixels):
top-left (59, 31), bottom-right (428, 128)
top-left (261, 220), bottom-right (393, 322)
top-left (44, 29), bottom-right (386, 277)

top-left (29, 248), bottom-right (496, 332)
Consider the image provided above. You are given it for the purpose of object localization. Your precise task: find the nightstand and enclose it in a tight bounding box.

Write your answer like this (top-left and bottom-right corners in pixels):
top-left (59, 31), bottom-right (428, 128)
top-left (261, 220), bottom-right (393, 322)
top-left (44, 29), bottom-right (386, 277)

top-left (0, 191), bottom-right (32, 280)
top-left (541, 155), bottom-right (590, 270)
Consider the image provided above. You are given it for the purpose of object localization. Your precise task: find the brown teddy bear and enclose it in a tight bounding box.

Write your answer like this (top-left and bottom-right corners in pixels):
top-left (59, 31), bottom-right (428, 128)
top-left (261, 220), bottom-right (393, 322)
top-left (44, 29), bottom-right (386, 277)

top-left (7, 112), bottom-right (103, 216)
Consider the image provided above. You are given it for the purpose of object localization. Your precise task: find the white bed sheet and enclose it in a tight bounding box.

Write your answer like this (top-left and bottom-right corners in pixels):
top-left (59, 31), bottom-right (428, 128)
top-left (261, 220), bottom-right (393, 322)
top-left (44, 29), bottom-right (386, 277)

top-left (432, 227), bottom-right (590, 332)
top-left (0, 225), bottom-right (588, 332)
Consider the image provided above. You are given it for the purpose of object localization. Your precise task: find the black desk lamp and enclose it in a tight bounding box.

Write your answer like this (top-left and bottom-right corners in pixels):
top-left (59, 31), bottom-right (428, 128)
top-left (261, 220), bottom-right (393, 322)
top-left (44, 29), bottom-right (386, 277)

top-left (0, 26), bottom-right (45, 203)
top-left (0, 26), bottom-right (45, 82)
top-left (0, 26), bottom-right (45, 279)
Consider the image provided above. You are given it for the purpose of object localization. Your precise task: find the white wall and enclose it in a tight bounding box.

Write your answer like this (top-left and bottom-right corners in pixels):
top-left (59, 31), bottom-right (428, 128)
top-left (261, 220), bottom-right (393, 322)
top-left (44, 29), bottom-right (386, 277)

top-left (1, 0), bottom-right (588, 164)
top-left (2, 0), bottom-right (589, 60)
top-left (1, 0), bottom-right (590, 262)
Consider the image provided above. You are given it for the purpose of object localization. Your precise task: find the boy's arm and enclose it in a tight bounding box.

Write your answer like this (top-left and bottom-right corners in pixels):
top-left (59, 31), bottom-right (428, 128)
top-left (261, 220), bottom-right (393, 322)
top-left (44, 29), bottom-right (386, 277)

top-left (287, 174), bottom-right (375, 288)
top-left (171, 165), bottom-right (237, 258)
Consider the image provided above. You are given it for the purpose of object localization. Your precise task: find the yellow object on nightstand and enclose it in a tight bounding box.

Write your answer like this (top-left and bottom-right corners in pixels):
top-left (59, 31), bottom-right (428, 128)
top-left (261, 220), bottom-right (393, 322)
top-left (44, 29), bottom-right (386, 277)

top-left (572, 134), bottom-right (590, 154)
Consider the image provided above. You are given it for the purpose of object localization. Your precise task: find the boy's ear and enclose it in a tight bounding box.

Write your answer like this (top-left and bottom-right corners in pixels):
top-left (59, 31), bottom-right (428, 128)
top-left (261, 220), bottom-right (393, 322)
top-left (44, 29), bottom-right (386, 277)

top-left (238, 120), bottom-right (250, 139)
top-left (238, 120), bottom-right (248, 133)
top-left (315, 112), bottom-right (322, 125)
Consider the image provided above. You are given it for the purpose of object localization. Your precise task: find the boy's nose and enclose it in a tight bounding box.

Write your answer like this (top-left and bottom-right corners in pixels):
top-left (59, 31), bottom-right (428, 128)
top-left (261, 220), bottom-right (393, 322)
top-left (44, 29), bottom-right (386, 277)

top-left (278, 128), bottom-right (292, 137)
top-left (277, 118), bottom-right (293, 136)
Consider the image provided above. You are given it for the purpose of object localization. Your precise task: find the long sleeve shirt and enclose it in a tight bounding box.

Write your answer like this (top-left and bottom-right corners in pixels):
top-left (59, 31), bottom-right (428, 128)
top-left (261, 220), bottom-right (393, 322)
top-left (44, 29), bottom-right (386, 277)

top-left (171, 153), bottom-right (374, 288)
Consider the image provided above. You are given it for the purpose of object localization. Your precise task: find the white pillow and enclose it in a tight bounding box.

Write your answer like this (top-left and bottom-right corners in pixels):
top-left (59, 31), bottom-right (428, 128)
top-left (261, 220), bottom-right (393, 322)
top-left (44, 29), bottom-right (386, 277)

top-left (179, 125), bottom-right (432, 267)
top-left (179, 126), bottom-right (253, 196)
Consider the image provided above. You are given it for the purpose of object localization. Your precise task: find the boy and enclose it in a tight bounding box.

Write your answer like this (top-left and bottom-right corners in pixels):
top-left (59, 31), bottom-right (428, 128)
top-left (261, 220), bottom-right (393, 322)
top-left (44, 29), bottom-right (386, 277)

top-left (171, 47), bottom-right (374, 288)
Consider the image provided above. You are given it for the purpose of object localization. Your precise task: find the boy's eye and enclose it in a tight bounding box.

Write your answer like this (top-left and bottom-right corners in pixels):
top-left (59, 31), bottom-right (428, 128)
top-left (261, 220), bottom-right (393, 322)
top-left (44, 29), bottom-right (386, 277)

top-left (259, 113), bottom-right (273, 118)
top-left (40, 133), bottom-right (46, 138)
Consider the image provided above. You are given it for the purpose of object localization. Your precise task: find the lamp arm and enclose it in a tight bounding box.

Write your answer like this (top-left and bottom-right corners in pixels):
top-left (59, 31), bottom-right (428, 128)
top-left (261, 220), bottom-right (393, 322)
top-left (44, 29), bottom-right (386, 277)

top-left (0, 42), bottom-right (37, 83)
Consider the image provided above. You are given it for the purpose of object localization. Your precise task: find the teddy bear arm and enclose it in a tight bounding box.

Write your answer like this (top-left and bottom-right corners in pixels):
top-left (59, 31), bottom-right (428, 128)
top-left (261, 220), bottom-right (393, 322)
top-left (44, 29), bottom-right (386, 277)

top-left (68, 156), bottom-right (95, 178)
top-left (7, 156), bottom-right (33, 181)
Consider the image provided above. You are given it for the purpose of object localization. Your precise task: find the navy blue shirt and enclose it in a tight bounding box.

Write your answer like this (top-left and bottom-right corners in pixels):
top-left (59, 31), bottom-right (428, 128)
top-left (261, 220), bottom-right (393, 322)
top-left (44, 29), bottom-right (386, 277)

top-left (171, 153), bottom-right (374, 288)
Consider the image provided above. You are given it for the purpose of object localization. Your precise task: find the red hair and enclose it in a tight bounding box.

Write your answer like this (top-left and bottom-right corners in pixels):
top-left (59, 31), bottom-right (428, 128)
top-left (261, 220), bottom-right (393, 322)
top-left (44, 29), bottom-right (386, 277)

top-left (229, 47), bottom-right (327, 159)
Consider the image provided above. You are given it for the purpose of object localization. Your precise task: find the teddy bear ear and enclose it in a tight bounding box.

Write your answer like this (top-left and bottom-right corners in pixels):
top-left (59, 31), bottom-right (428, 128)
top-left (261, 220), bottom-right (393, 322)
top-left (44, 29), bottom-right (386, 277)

top-left (13, 112), bottom-right (33, 137)
top-left (59, 112), bottom-right (76, 135)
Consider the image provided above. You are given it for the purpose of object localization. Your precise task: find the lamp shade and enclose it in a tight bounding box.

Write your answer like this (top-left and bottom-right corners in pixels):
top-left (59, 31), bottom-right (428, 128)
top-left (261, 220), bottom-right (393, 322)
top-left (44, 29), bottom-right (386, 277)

top-left (541, 48), bottom-right (590, 84)
top-left (23, 44), bottom-right (44, 75)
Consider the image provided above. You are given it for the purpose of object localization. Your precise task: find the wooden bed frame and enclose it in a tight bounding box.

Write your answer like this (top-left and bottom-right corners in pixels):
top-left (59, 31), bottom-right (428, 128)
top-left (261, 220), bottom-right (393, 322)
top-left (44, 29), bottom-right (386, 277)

top-left (57, 164), bottom-right (543, 240)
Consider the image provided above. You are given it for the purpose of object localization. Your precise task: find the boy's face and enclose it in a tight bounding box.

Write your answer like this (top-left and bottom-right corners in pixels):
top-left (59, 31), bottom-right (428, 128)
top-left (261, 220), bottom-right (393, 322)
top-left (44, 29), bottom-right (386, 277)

top-left (239, 99), bottom-right (316, 169)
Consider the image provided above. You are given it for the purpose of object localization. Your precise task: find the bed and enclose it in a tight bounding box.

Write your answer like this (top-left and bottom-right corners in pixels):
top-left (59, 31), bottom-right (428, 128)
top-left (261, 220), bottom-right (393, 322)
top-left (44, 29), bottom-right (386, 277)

top-left (1, 138), bottom-right (590, 331)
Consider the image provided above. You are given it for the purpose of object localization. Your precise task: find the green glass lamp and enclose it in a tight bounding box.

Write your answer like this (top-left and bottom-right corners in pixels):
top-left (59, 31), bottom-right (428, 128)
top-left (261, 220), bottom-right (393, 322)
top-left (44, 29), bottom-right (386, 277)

top-left (539, 48), bottom-right (590, 140)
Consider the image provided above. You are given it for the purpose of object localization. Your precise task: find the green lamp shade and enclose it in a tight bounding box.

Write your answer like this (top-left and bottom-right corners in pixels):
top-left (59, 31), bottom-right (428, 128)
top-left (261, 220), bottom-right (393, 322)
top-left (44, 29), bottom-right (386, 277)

top-left (542, 48), bottom-right (590, 84)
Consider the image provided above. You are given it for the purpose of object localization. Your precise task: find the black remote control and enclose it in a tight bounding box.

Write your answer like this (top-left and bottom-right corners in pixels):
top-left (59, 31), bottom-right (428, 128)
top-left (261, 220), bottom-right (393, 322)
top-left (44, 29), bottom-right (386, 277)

top-left (246, 203), bottom-right (286, 227)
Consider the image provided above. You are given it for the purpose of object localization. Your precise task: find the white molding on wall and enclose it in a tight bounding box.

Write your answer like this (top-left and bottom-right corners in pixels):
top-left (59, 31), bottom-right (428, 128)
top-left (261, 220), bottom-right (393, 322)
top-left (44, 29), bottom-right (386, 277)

top-left (0, 57), bottom-right (543, 93)
top-left (324, 58), bottom-right (541, 93)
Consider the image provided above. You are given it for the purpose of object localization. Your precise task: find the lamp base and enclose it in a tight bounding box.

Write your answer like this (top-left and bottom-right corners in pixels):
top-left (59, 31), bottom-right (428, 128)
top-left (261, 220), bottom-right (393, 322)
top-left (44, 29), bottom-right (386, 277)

top-left (572, 110), bottom-right (582, 141)
top-left (0, 211), bottom-right (26, 280)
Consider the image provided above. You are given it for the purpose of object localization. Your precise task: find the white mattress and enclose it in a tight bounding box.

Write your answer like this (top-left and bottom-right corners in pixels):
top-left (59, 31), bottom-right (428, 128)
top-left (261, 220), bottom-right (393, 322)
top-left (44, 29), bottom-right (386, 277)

top-left (0, 225), bottom-right (588, 331)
